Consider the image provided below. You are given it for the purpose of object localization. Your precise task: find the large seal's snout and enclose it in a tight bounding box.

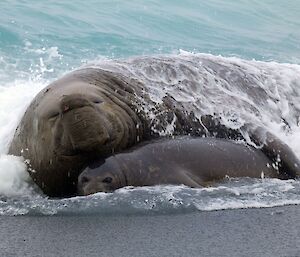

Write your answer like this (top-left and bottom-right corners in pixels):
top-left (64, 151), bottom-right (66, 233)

top-left (58, 94), bottom-right (111, 155)
top-left (60, 95), bottom-right (92, 113)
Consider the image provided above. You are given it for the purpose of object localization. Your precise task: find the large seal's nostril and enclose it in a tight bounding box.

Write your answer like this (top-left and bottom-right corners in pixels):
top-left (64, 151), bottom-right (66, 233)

top-left (63, 105), bottom-right (70, 113)
top-left (60, 94), bottom-right (92, 113)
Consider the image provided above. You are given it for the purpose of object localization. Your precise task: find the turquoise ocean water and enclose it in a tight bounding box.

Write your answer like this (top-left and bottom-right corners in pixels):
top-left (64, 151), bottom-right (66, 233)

top-left (0, 1), bottom-right (300, 215)
top-left (1, 0), bottom-right (300, 82)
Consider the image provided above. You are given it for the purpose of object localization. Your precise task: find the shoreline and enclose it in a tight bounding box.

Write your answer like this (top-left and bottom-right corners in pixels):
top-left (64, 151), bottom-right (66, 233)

top-left (0, 205), bottom-right (299, 257)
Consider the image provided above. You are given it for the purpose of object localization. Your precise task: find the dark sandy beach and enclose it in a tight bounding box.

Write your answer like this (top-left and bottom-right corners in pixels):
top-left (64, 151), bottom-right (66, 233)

top-left (0, 205), bottom-right (299, 257)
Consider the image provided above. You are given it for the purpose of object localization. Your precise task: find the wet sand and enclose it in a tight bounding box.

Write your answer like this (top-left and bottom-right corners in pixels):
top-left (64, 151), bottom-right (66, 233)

top-left (0, 205), bottom-right (299, 257)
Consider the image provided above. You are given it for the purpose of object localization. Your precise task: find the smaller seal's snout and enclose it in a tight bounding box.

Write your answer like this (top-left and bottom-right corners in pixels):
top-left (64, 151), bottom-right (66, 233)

top-left (77, 168), bottom-right (116, 195)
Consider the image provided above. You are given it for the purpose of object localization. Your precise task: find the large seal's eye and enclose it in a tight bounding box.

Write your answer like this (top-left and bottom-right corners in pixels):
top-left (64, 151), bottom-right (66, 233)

top-left (102, 177), bottom-right (113, 184)
top-left (48, 112), bottom-right (60, 120)
top-left (92, 98), bottom-right (103, 104)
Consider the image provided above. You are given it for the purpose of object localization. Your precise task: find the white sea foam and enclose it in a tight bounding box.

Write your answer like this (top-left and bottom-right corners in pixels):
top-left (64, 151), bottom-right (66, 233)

top-left (90, 52), bottom-right (300, 156)
top-left (0, 78), bottom-right (46, 197)
top-left (0, 155), bottom-right (32, 196)
top-left (0, 80), bottom-right (45, 153)
top-left (0, 178), bottom-right (299, 216)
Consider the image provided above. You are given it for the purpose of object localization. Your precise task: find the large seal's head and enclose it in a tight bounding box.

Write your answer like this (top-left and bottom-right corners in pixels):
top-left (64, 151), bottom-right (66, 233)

top-left (77, 158), bottom-right (126, 195)
top-left (9, 68), bottom-right (142, 196)
top-left (38, 73), bottom-right (140, 157)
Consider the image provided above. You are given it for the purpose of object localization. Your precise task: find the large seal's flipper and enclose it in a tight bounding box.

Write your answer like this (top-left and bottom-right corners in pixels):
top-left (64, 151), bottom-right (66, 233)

top-left (247, 126), bottom-right (300, 179)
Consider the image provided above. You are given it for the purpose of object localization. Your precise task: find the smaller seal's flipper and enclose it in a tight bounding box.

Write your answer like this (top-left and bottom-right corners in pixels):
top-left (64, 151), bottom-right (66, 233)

top-left (177, 169), bottom-right (205, 188)
top-left (198, 115), bottom-right (300, 179)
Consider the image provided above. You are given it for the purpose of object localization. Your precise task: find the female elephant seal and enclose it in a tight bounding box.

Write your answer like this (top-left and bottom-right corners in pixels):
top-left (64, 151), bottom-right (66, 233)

top-left (77, 137), bottom-right (289, 195)
top-left (8, 56), bottom-right (300, 197)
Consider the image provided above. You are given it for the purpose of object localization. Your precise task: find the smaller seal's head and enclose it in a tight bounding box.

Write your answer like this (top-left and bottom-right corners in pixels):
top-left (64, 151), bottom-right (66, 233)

top-left (77, 158), bottom-right (125, 195)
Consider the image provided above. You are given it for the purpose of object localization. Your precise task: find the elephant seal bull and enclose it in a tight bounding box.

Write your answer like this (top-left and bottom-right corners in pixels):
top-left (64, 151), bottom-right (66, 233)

top-left (8, 55), bottom-right (300, 197)
top-left (77, 137), bottom-right (289, 195)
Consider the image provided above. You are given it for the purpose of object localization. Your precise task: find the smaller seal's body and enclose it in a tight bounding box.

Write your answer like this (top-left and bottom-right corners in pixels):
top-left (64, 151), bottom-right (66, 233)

top-left (78, 137), bottom-right (286, 195)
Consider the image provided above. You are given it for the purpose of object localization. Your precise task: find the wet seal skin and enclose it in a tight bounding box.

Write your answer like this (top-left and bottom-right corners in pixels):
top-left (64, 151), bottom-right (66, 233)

top-left (9, 57), bottom-right (300, 197)
top-left (78, 137), bottom-right (293, 195)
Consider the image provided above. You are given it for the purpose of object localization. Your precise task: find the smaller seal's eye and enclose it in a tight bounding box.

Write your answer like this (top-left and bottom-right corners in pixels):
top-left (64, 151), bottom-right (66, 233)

top-left (102, 177), bottom-right (113, 184)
